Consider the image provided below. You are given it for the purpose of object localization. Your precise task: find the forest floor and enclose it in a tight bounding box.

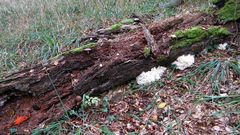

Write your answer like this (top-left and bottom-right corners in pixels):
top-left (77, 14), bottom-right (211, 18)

top-left (31, 48), bottom-right (240, 134)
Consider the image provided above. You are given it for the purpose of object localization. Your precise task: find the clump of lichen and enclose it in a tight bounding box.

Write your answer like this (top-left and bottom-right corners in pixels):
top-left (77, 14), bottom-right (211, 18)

top-left (143, 47), bottom-right (151, 58)
top-left (217, 0), bottom-right (240, 22)
top-left (172, 26), bottom-right (231, 49)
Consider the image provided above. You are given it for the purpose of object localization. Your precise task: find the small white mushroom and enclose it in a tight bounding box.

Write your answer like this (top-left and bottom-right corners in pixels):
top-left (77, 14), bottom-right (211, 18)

top-left (217, 43), bottom-right (228, 50)
top-left (170, 34), bottom-right (177, 38)
top-left (84, 48), bottom-right (92, 51)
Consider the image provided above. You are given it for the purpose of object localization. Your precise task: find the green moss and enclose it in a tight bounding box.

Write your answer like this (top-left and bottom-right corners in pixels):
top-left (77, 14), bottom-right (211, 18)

top-left (208, 26), bottom-right (231, 37)
top-left (211, 0), bottom-right (222, 4)
top-left (49, 43), bottom-right (97, 61)
top-left (50, 54), bottom-right (62, 61)
top-left (62, 43), bottom-right (97, 56)
top-left (172, 26), bottom-right (208, 49)
top-left (172, 26), bottom-right (231, 50)
top-left (158, 55), bottom-right (168, 62)
top-left (143, 47), bottom-right (151, 58)
top-left (218, 0), bottom-right (240, 21)
top-left (109, 18), bottom-right (136, 32)
top-left (175, 26), bottom-right (208, 39)
top-left (110, 23), bottom-right (123, 32)
top-left (120, 19), bottom-right (135, 24)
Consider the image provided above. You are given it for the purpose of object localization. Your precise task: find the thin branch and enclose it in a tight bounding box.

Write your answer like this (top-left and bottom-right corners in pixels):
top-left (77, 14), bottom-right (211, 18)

top-left (140, 23), bottom-right (159, 56)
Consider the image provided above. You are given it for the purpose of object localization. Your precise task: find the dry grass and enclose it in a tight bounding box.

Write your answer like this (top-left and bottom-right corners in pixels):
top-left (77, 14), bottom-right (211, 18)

top-left (0, 0), bottom-right (164, 75)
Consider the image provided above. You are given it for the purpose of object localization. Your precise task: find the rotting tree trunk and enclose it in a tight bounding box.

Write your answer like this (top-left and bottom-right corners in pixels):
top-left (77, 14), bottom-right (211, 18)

top-left (0, 13), bottom-right (231, 133)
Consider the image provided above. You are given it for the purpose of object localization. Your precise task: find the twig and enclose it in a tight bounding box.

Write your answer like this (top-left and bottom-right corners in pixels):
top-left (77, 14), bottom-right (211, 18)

top-left (41, 62), bottom-right (70, 119)
top-left (233, 22), bottom-right (239, 43)
top-left (231, 0), bottom-right (239, 45)
top-left (140, 23), bottom-right (159, 56)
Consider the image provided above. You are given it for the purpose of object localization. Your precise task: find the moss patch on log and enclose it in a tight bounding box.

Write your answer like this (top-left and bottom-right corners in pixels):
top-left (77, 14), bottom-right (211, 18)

top-left (50, 43), bottom-right (97, 60)
top-left (208, 26), bottom-right (231, 37)
top-left (173, 26), bottom-right (208, 49)
top-left (110, 18), bottom-right (136, 32)
top-left (157, 55), bottom-right (168, 63)
top-left (217, 0), bottom-right (240, 22)
top-left (143, 47), bottom-right (151, 58)
top-left (110, 23), bottom-right (123, 32)
top-left (211, 0), bottom-right (223, 5)
top-left (120, 19), bottom-right (135, 24)
top-left (172, 26), bottom-right (231, 50)
top-left (62, 43), bottom-right (97, 56)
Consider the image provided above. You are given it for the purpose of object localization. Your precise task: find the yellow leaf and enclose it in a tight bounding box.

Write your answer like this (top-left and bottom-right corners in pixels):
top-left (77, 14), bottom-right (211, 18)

top-left (158, 102), bottom-right (167, 109)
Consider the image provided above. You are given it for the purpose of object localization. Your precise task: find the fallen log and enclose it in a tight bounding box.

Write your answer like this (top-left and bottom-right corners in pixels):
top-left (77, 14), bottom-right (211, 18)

top-left (0, 13), bottom-right (232, 133)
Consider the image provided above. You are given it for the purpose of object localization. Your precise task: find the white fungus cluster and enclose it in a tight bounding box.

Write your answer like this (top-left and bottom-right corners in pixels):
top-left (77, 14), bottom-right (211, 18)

top-left (136, 54), bottom-right (195, 85)
top-left (136, 66), bottom-right (167, 85)
top-left (172, 54), bottom-right (195, 70)
top-left (217, 43), bottom-right (228, 50)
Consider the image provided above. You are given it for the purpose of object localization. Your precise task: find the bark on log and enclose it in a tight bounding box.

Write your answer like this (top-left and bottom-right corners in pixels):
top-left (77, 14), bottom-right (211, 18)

top-left (0, 13), bottom-right (228, 133)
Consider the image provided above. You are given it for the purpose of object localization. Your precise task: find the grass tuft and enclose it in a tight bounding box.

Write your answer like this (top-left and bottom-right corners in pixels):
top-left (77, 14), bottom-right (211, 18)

top-left (183, 59), bottom-right (240, 94)
top-left (0, 0), bottom-right (168, 76)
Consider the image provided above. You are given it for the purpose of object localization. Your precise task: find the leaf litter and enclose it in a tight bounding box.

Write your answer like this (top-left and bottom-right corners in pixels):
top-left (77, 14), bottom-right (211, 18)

top-left (35, 44), bottom-right (239, 134)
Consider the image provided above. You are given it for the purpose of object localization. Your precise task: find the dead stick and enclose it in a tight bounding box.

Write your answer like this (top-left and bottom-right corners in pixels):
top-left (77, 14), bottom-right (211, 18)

top-left (140, 23), bottom-right (159, 56)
